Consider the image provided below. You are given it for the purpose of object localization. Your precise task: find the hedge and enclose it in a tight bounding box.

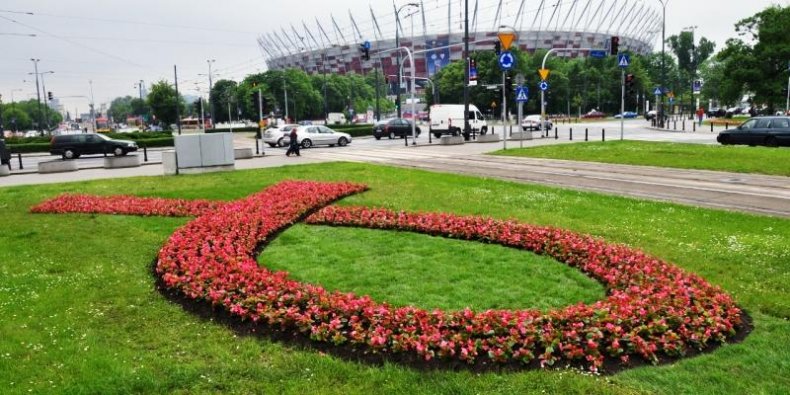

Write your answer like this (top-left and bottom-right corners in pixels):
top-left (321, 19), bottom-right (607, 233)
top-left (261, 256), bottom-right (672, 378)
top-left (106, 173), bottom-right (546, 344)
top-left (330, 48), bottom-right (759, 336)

top-left (206, 127), bottom-right (259, 133)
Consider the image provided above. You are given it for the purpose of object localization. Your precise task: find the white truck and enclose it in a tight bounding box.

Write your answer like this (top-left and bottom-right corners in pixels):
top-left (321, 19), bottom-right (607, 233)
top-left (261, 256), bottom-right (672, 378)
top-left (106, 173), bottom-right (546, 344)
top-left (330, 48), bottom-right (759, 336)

top-left (428, 104), bottom-right (488, 138)
top-left (326, 112), bottom-right (347, 125)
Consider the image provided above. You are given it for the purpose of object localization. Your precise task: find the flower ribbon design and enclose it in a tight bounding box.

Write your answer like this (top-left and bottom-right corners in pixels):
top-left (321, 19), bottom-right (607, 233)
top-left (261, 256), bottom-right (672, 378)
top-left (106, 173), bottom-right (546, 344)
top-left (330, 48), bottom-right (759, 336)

top-left (31, 180), bottom-right (746, 372)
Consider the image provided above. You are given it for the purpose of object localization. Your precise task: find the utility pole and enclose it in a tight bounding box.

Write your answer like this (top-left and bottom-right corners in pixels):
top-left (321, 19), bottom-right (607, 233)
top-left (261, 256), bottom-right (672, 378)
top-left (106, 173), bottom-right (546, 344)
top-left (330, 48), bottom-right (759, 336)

top-left (89, 80), bottom-right (96, 133)
top-left (174, 65), bottom-right (182, 135)
top-left (38, 71), bottom-right (54, 131)
top-left (283, 79), bottom-right (289, 121)
top-left (659, 0), bottom-right (668, 128)
top-left (207, 59), bottom-right (215, 127)
top-left (257, 88), bottom-right (263, 155)
top-left (30, 58), bottom-right (43, 135)
top-left (463, 0), bottom-right (471, 140)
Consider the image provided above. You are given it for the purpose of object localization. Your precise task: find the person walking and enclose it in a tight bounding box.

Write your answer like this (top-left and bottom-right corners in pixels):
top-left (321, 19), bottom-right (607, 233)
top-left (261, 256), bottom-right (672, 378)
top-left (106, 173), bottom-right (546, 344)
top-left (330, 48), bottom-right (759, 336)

top-left (696, 106), bottom-right (705, 127)
top-left (285, 127), bottom-right (300, 157)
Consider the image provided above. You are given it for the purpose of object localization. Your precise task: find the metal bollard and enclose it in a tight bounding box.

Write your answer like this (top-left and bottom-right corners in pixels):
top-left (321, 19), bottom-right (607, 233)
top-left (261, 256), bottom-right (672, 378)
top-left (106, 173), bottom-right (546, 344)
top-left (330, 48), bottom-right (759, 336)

top-left (585, 128), bottom-right (588, 141)
top-left (673, 120), bottom-right (677, 130)
top-left (143, 146), bottom-right (148, 162)
top-left (711, 123), bottom-right (714, 132)
top-left (18, 153), bottom-right (23, 170)
top-left (554, 127), bottom-right (558, 140)
top-left (682, 120), bottom-right (686, 131)
top-left (725, 123), bottom-right (729, 129)
top-left (693, 122), bottom-right (696, 132)
top-left (602, 128), bottom-right (606, 141)
top-left (570, 128), bottom-right (573, 141)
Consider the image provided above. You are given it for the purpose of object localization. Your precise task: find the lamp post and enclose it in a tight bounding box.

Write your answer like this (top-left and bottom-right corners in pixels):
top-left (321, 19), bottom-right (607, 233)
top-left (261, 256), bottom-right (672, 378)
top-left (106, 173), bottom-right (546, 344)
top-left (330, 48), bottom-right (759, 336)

top-left (29, 59), bottom-right (44, 134)
top-left (395, 2), bottom-right (419, 119)
top-left (206, 59), bottom-right (216, 127)
top-left (684, 25), bottom-right (698, 117)
top-left (89, 80), bottom-right (97, 133)
top-left (463, 0), bottom-right (470, 140)
top-left (658, 0), bottom-right (669, 127)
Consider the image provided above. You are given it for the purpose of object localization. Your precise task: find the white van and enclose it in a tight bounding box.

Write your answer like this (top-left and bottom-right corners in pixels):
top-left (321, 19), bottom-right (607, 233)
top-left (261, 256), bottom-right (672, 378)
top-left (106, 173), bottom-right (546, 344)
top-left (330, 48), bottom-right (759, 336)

top-left (429, 104), bottom-right (487, 138)
top-left (327, 112), bottom-right (346, 125)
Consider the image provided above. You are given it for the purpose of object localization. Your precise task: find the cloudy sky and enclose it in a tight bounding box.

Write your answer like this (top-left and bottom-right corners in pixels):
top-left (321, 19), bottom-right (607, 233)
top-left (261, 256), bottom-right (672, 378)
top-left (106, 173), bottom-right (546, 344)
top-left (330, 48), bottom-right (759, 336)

top-left (1, 0), bottom-right (786, 116)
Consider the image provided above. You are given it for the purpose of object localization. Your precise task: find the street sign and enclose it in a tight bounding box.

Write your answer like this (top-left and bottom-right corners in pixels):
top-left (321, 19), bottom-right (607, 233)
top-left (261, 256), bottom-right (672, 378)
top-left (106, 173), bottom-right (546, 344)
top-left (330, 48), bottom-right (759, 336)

top-left (590, 50), bottom-right (606, 59)
top-left (653, 87), bottom-right (663, 96)
top-left (667, 91), bottom-right (675, 99)
top-left (498, 51), bottom-right (516, 71)
top-left (515, 86), bottom-right (529, 103)
top-left (497, 32), bottom-right (517, 51)
top-left (469, 60), bottom-right (478, 86)
top-left (538, 81), bottom-right (549, 92)
top-left (669, 97), bottom-right (675, 104)
top-left (617, 53), bottom-right (631, 68)
top-left (693, 80), bottom-right (702, 94)
top-left (538, 68), bottom-right (550, 81)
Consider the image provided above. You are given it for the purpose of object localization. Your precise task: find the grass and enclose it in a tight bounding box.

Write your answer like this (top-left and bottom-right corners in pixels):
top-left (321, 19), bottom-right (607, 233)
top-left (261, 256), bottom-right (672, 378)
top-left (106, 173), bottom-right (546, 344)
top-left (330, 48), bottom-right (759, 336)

top-left (492, 140), bottom-right (790, 176)
top-left (0, 162), bottom-right (788, 394)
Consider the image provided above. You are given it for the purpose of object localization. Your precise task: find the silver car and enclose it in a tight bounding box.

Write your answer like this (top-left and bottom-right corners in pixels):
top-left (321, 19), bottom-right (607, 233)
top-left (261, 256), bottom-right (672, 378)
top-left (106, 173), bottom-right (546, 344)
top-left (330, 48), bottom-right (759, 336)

top-left (290, 125), bottom-right (352, 148)
top-left (263, 124), bottom-right (297, 147)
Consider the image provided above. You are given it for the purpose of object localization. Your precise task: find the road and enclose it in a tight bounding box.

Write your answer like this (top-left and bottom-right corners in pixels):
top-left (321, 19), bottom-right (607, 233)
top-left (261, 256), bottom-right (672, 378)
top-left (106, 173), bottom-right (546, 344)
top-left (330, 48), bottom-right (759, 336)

top-left (3, 120), bottom-right (788, 218)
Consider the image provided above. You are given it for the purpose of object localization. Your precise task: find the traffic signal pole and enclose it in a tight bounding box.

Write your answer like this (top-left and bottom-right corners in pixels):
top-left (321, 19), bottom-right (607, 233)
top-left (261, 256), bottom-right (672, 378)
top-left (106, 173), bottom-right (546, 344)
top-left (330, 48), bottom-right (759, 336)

top-left (620, 68), bottom-right (625, 140)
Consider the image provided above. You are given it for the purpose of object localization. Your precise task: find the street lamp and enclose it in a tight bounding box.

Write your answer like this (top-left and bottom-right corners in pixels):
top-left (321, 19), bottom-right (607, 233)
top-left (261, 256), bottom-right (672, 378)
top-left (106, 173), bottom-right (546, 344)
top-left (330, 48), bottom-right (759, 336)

top-left (684, 25), bottom-right (698, 117)
top-left (28, 69), bottom-right (54, 132)
top-left (395, 2), bottom-right (419, 119)
top-left (657, 0), bottom-right (669, 127)
top-left (207, 59), bottom-right (216, 127)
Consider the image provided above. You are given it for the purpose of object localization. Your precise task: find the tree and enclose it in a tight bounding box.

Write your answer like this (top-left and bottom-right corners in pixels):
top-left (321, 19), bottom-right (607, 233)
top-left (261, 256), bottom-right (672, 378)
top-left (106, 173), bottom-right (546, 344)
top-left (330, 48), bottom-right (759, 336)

top-left (209, 80), bottom-right (238, 123)
top-left (147, 80), bottom-right (185, 129)
top-left (667, 31), bottom-right (716, 110)
top-left (0, 106), bottom-right (32, 131)
top-left (717, 5), bottom-right (790, 111)
top-left (109, 96), bottom-right (134, 123)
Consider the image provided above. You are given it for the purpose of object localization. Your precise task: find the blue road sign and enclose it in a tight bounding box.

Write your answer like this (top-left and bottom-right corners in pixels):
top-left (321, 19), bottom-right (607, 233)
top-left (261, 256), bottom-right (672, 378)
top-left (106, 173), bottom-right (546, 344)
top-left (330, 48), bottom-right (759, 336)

top-left (669, 97), bottom-right (675, 104)
top-left (654, 87), bottom-right (663, 96)
top-left (538, 81), bottom-right (549, 92)
top-left (515, 86), bottom-right (529, 102)
top-left (617, 53), bottom-right (631, 68)
top-left (693, 80), bottom-right (702, 93)
top-left (590, 50), bottom-right (606, 59)
top-left (498, 51), bottom-right (516, 71)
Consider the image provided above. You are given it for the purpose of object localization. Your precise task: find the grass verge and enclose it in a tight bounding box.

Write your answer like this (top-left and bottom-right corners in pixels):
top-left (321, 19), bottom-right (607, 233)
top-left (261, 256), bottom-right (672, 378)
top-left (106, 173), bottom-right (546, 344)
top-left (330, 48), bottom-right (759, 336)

top-left (0, 162), bottom-right (787, 394)
top-left (492, 140), bottom-right (790, 176)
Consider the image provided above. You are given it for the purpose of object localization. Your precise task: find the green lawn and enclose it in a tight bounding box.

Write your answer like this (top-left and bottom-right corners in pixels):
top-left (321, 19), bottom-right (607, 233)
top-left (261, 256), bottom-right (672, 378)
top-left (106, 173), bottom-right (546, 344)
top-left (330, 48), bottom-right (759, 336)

top-left (0, 162), bottom-right (788, 394)
top-left (493, 140), bottom-right (790, 176)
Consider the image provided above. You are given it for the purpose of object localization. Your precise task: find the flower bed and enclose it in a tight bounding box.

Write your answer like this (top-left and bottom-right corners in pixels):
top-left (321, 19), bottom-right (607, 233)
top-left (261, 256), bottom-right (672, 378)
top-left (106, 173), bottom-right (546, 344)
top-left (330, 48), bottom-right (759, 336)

top-left (31, 180), bottom-right (745, 372)
top-left (31, 194), bottom-right (223, 217)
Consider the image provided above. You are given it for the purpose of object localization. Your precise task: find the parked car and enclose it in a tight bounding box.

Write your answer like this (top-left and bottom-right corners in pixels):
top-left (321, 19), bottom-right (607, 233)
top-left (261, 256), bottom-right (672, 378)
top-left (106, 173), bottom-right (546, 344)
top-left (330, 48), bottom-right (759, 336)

top-left (581, 110), bottom-right (606, 119)
top-left (645, 110), bottom-right (658, 121)
top-left (716, 116), bottom-right (790, 147)
top-left (521, 115), bottom-right (552, 131)
top-left (49, 133), bottom-right (138, 159)
top-left (289, 125), bottom-right (352, 148)
top-left (372, 118), bottom-right (422, 140)
top-left (707, 108), bottom-right (726, 118)
top-left (0, 139), bottom-right (10, 166)
top-left (263, 124), bottom-right (297, 147)
top-left (614, 111), bottom-right (638, 119)
top-left (429, 104), bottom-right (488, 138)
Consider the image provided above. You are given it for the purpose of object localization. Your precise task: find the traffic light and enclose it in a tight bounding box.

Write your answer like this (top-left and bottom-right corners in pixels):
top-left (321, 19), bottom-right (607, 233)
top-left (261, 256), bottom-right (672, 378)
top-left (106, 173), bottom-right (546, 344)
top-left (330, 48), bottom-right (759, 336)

top-left (626, 74), bottom-right (635, 94)
top-left (47, 91), bottom-right (53, 101)
top-left (610, 36), bottom-right (620, 55)
top-left (494, 41), bottom-right (501, 55)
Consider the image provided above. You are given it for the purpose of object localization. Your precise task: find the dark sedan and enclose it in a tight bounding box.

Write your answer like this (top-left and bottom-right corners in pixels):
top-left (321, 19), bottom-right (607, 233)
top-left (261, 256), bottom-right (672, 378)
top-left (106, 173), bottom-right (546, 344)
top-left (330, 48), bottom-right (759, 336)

top-left (717, 116), bottom-right (790, 147)
top-left (373, 118), bottom-right (421, 140)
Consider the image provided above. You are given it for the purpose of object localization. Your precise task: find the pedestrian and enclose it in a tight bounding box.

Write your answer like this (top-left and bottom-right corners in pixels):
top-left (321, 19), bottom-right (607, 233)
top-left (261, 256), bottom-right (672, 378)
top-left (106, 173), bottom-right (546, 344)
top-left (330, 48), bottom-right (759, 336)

top-left (696, 106), bottom-right (705, 127)
top-left (285, 127), bottom-right (300, 157)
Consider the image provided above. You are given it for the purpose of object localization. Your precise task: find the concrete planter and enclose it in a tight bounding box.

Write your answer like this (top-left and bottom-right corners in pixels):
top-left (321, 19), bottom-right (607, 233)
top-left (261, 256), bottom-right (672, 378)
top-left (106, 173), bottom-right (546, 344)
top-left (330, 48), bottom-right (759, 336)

top-left (475, 134), bottom-right (500, 143)
top-left (234, 148), bottom-right (253, 160)
top-left (0, 165), bottom-right (10, 177)
top-left (439, 136), bottom-right (465, 145)
top-left (38, 160), bottom-right (78, 174)
top-left (162, 150), bottom-right (177, 175)
top-left (509, 132), bottom-right (534, 141)
top-left (103, 155), bottom-right (141, 169)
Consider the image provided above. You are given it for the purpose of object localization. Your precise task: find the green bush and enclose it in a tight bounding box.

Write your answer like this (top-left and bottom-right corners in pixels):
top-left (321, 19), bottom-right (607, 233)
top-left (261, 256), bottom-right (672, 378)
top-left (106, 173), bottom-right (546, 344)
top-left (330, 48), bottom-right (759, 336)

top-left (135, 137), bottom-right (173, 148)
top-left (5, 136), bottom-right (51, 145)
top-left (106, 131), bottom-right (172, 140)
top-left (7, 143), bottom-right (50, 153)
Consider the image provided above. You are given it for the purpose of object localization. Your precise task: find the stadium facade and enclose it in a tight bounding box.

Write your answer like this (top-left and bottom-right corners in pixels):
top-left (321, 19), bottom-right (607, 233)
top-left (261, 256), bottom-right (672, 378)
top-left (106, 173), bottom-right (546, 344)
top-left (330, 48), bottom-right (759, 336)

top-left (259, 0), bottom-right (661, 78)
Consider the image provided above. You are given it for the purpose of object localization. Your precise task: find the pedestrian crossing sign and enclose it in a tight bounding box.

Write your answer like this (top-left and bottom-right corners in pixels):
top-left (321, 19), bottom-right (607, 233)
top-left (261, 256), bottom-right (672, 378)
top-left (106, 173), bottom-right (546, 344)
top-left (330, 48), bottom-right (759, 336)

top-left (515, 86), bottom-right (529, 103)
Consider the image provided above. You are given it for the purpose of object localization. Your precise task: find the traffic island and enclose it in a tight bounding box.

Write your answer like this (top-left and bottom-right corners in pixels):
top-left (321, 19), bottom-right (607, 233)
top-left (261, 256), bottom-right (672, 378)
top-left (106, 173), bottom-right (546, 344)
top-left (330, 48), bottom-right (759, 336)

top-left (103, 155), bottom-right (142, 169)
top-left (234, 148), bottom-right (253, 160)
top-left (38, 160), bottom-right (78, 174)
top-left (439, 136), bottom-right (465, 145)
top-left (509, 131), bottom-right (533, 141)
top-left (475, 134), bottom-right (500, 143)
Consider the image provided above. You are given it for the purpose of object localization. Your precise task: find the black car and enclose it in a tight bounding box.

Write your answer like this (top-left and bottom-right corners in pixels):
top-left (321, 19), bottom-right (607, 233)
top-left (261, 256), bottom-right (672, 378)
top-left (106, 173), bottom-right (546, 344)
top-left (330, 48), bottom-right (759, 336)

top-left (717, 116), bottom-right (790, 147)
top-left (373, 118), bottom-right (421, 140)
top-left (50, 133), bottom-right (138, 159)
top-left (0, 139), bottom-right (10, 166)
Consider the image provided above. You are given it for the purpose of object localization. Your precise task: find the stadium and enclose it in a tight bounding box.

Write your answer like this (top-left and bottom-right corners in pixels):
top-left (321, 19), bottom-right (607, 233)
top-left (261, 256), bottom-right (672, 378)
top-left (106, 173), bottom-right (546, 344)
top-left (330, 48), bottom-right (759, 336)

top-left (259, 0), bottom-right (661, 77)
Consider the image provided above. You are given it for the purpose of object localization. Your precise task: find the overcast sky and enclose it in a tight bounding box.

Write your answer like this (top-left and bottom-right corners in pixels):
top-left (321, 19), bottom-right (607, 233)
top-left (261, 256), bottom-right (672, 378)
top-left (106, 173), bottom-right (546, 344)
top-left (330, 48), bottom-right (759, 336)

top-left (1, 0), bottom-right (787, 117)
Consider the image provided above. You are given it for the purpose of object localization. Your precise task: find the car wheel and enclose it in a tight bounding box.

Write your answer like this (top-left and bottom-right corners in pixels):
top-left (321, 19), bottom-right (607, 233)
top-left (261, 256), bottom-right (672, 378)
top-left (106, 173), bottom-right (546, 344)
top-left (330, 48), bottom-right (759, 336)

top-left (374, 134), bottom-right (381, 140)
top-left (388, 131), bottom-right (395, 139)
top-left (338, 137), bottom-right (348, 147)
top-left (113, 147), bottom-right (125, 156)
top-left (301, 139), bottom-right (312, 149)
top-left (718, 135), bottom-right (729, 145)
top-left (267, 143), bottom-right (277, 148)
top-left (63, 149), bottom-right (76, 160)
top-left (277, 138), bottom-right (285, 147)
top-left (433, 133), bottom-right (442, 139)
top-left (765, 136), bottom-right (778, 147)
